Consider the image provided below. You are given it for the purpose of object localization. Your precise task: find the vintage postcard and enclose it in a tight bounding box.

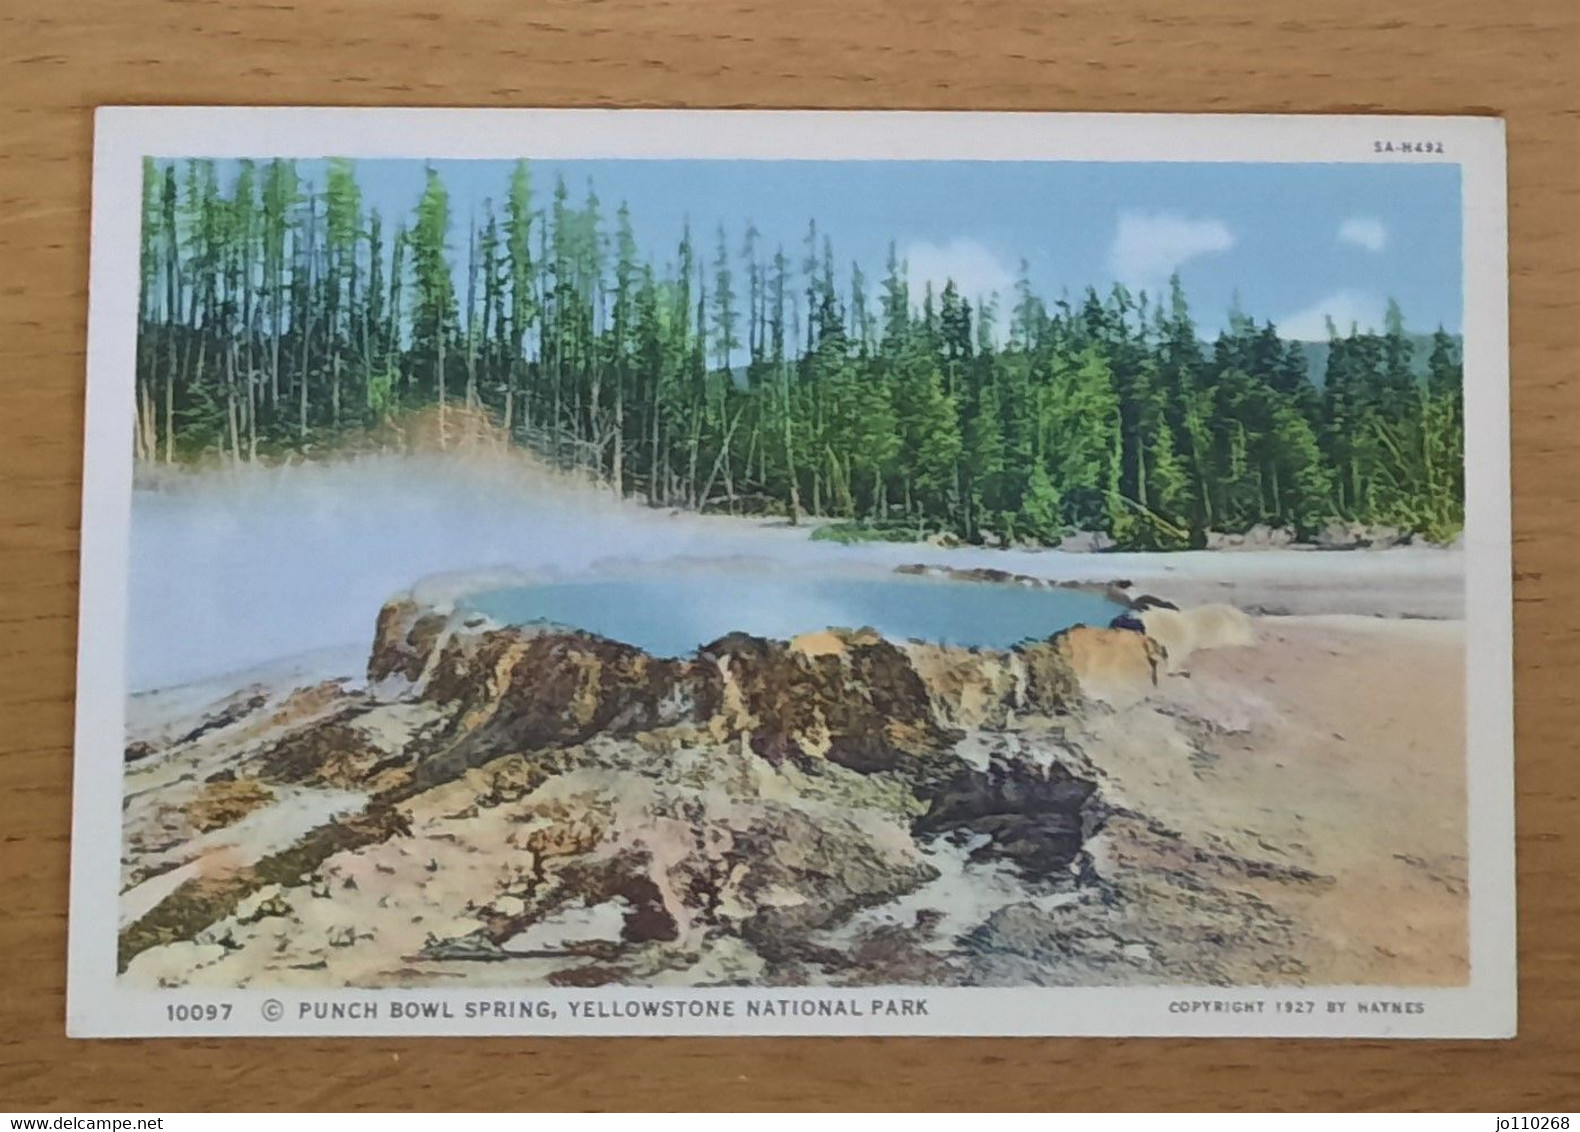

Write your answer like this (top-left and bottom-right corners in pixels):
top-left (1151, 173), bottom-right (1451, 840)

top-left (70, 109), bottom-right (1513, 1038)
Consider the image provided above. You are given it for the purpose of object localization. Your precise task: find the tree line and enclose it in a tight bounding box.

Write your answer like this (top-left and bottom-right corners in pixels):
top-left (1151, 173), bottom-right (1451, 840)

top-left (133, 157), bottom-right (1466, 547)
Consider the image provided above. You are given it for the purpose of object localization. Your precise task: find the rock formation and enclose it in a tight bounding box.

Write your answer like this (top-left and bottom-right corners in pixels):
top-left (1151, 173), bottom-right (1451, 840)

top-left (116, 578), bottom-right (1328, 991)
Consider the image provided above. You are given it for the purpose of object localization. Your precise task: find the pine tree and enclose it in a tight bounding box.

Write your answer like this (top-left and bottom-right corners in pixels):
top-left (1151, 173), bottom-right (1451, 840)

top-left (324, 158), bottom-right (362, 427)
top-left (1018, 461), bottom-right (1062, 543)
top-left (880, 241), bottom-right (909, 349)
top-left (965, 375), bottom-right (1006, 541)
top-left (504, 160), bottom-right (535, 435)
top-left (411, 166), bottom-right (456, 443)
top-left (910, 363), bottom-right (963, 525)
top-left (1427, 326), bottom-right (1462, 401)
top-left (259, 159), bottom-right (298, 418)
top-left (1044, 346), bottom-right (1122, 534)
top-left (711, 224), bottom-right (740, 373)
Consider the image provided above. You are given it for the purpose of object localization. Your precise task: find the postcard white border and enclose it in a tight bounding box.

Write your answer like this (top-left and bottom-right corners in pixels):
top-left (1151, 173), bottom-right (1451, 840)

top-left (71, 108), bottom-right (1513, 1039)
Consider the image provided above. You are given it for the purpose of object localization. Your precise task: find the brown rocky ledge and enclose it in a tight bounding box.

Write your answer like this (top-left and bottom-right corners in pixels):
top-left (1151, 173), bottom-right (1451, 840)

top-left (892, 562), bottom-right (1138, 607)
top-left (116, 585), bottom-right (1433, 991)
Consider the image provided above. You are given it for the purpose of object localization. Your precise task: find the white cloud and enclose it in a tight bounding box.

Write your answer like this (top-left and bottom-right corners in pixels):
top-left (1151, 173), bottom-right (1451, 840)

top-left (1276, 289), bottom-right (1387, 341)
top-left (1107, 212), bottom-right (1234, 291)
top-left (902, 238), bottom-right (1016, 306)
top-left (1339, 216), bottom-right (1389, 252)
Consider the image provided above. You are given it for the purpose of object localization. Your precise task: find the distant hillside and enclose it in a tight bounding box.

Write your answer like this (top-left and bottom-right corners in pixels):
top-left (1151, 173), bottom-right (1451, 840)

top-left (1297, 333), bottom-right (1461, 388)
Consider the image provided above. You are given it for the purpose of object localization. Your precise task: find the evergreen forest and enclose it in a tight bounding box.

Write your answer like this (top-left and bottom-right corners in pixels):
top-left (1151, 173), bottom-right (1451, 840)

top-left (133, 158), bottom-right (1466, 548)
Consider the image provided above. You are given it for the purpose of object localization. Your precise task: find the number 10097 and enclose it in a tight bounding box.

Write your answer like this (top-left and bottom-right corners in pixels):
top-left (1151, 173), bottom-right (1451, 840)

top-left (166, 1002), bottom-right (233, 1022)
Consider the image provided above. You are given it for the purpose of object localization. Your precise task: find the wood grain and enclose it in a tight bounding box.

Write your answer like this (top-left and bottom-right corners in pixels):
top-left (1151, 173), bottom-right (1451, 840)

top-left (2, 0), bottom-right (1576, 1112)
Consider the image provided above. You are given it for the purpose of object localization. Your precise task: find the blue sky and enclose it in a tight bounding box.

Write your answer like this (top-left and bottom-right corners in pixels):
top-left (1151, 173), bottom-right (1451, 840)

top-left (213, 157), bottom-right (1463, 341)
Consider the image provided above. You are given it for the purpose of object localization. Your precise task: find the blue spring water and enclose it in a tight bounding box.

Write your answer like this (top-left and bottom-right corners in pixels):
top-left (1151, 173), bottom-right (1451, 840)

top-left (461, 573), bottom-right (1124, 656)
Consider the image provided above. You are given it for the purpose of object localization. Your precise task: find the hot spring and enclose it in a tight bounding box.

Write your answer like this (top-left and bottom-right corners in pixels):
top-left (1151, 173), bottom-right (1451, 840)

top-left (459, 573), bottom-right (1126, 656)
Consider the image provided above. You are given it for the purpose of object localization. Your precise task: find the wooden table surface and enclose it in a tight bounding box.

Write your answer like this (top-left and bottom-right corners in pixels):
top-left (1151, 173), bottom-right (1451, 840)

top-left (3, 0), bottom-right (1577, 1113)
